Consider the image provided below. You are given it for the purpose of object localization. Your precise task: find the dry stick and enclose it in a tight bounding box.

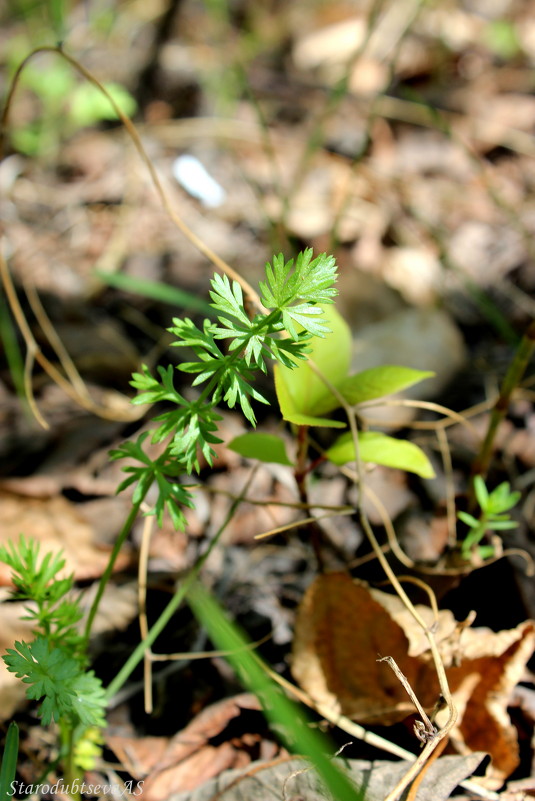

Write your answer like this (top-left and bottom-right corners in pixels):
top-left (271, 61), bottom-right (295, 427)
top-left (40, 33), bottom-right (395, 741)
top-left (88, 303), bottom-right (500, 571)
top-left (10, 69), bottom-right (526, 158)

top-left (254, 509), bottom-right (355, 540)
top-left (436, 425), bottom-right (457, 548)
top-left (404, 735), bottom-right (449, 801)
top-left (378, 657), bottom-right (436, 741)
top-left (0, 249), bottom-right (47, 428)
top-left (359, 398), bottom-right (478, 436)
top-left (306, 360), bottom-right (458, 801)
top-left (386, 575), bottom-right (440, 623)
top-left (24, 280), bottom-right (91, 402)
top-left (258, 665), bottom-right (499, 801)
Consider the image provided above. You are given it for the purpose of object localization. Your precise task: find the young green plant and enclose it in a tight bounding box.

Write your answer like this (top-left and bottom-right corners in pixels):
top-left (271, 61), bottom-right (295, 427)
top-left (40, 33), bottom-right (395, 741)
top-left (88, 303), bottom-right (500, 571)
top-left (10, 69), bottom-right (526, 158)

top-left (458, 476), bottom-right (520, 560)
top-left (0, 536), bottom-right (106, 790)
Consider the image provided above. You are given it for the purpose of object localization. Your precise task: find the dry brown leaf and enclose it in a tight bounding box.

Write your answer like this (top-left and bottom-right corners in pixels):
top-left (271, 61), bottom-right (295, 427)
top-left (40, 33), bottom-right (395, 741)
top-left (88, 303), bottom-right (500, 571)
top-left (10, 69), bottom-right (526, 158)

top-left (167, 752), bottom-right (486, 801)
top-left (292, 572), bottom-right (535, 786)
top-left (137, 694), bottom-right (271, 801)
top-left (0, 488), bottom-right (131, 584)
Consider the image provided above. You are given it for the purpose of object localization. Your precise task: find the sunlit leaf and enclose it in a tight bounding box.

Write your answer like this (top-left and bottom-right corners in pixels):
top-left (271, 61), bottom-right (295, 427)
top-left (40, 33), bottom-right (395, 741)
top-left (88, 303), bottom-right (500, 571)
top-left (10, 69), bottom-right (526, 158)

top-left (339, 366), bottom-right (434, 405)
top-left (228, 433), bottom-right (293, 465)
top-left (325, 431), bottom-right (435, 478)
top-left (275, 304), bottom-right (351, 424)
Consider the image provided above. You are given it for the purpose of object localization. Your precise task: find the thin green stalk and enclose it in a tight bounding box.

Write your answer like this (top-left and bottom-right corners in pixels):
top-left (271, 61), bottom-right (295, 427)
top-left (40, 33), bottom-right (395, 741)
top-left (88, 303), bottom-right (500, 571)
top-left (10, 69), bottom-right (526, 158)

top-left (0, 723), bottom-right (19, 801)
top-left (105, 472), bottom-right (256, 701)
top-left (83, 497), bottom-right (145, 643)
top-left (59, 721), bottom-right (80, 801)
top-left (472, 319), bottom-right (535, 482)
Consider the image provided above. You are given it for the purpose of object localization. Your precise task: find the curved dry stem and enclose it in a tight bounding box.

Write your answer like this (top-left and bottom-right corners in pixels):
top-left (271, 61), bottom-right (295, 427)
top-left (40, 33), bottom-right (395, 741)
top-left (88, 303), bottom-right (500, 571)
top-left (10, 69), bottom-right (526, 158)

top-left (25, 280), bottom-right (91, 401)
top-left (360, 398), bottom-right (478, 436)
top-left (392, 576), bottom-right (440, 623)
top-left (253, 508), bottom-right (355, 540)
top-left (0, 250), bottom-right (141, 424)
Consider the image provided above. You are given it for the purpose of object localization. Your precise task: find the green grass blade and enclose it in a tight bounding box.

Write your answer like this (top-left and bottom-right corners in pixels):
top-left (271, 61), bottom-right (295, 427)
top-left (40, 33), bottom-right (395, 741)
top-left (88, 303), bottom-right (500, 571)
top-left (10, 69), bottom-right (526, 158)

top-left (188, 582), bottom-right (366, 801)
top-left (0, 722), bottom-right (19, 801)
top-left (0, 292), bottom-right (25, 402)
top-left (95, 271), bottom-right (214, 316)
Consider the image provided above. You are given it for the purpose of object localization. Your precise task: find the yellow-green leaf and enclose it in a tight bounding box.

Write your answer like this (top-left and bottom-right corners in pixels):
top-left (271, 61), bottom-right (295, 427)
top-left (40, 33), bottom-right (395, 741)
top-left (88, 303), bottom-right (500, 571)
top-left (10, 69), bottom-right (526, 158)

top-left (339, 366), bottom-right (434, 406)
top-left (275, 305), bottom-right (351, 426)
top-left (228, 433), bottom-right (293, 465)
top-left (325, 431), bottom-right (435, 478)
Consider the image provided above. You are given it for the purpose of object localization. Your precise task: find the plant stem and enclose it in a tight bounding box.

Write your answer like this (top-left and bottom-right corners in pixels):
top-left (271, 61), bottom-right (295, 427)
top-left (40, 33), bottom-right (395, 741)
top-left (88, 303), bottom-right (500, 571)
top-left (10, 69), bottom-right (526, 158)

top-left (59, 721), bottom-right (80, 801)
top-left (83, 497), bottom-right (145, 643)
top-left (105, 473), bottom-right (255, 701)
top-left (294, 425), bottom-right (324, 570)
top-left (472, 320), bottom-right (535, 483)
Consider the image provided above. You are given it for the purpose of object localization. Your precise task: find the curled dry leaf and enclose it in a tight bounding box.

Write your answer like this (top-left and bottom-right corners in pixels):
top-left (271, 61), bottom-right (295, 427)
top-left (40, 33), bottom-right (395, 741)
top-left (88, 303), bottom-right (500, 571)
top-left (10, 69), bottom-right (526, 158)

top-left (0, 488), bottom-right (131, 584)
top-left (292, 572), bottom-right (535, 787)
top-left (124, 693), bottom-right (279, 801)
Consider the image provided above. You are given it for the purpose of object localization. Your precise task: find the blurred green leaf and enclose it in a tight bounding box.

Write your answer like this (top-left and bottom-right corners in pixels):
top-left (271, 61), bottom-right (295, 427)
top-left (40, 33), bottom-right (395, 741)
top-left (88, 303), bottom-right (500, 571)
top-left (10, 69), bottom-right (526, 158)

top-left (68, 81), bottom-right (137, 127)
top-left (483, 20), bottom-right (520, 59)
top-left (274, 304), bottom-right (351, 425)
top-left (228, 432), bottom-right (293, 465)
top-left (326, 431), bottom-right (435, 478)
top-left (339, 365), bottom-right (434, 405)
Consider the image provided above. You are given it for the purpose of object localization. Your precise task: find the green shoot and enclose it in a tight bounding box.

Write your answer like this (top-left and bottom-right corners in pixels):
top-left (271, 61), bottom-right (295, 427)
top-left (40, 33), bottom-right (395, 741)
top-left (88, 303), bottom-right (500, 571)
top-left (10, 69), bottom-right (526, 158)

top-left (0, 536), bottom-right (106, 741)
top-left (458, 476), bottom-right (521, 560)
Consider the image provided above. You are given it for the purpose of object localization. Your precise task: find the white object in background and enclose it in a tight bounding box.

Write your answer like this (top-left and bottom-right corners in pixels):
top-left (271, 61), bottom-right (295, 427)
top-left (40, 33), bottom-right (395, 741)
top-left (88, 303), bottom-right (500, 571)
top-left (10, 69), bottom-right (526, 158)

top-left (172, 154), bottom-right (226, 208)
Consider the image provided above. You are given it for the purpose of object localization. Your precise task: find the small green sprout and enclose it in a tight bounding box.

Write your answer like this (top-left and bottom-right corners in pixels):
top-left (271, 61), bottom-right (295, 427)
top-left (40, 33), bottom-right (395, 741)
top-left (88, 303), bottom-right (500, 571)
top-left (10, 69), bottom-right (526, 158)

top-left (457, 476), bottom-right (521, 560)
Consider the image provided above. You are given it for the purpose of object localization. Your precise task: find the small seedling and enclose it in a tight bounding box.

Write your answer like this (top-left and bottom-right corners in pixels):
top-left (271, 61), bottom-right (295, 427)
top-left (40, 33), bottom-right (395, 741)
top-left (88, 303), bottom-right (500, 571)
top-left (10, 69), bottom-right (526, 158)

top-left (458, 476), bottom-right (521, 560)
top-left (0, 536), bottom-right (106, 784)
top-left (7, 43), bottom-right (136, 157)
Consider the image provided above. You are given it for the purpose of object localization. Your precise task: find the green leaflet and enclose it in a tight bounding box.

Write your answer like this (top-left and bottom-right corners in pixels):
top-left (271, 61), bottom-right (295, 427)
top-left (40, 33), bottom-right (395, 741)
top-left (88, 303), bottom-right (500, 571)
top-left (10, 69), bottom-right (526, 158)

top-left (338, 365), bottom-right (434, 405)
top-left (326, 431), bottom-right (435, 479)
top-left (228, 432), bottom-right (293, 465)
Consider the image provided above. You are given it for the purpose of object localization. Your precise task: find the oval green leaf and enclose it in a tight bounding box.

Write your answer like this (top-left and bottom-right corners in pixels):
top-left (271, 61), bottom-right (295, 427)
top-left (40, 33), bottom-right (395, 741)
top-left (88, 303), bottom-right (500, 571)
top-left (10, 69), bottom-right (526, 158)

top-left (338, 365), bottom-right (434, 406)
top-left (325, 431), bottom-right (435, 478)
top-left (275, 304), bottom-right (351, 425)
top-left (228, 433), bottom-right (293, 465)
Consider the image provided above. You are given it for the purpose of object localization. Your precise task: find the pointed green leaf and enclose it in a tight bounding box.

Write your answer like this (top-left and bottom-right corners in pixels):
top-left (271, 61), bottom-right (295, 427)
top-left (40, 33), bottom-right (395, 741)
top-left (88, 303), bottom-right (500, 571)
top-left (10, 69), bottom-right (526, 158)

top-left (274, 304), bottom-right (351, 424)
top-left (339, 366), bottom-right (434, 406)
top-left (325, 431), bottom-right (435, 478)
top-left (228, 433), bottom-right (293, 466)
top-left (473, 475), bottom-right (489, 510)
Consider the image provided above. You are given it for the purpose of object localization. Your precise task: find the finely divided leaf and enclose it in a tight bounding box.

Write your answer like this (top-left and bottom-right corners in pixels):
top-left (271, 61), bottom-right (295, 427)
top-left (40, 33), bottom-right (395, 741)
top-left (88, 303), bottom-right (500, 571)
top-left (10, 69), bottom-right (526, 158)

top-left (260, 249), bottom-right (338, 309)
top-left (209, 273), bottom-right (251, 326)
